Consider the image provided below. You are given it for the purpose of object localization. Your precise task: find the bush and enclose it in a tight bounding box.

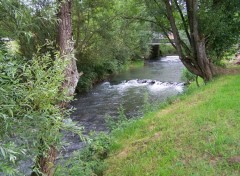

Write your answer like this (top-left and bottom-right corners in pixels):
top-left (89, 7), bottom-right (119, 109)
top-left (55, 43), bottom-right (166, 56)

top-left (160, 44), bottom-right (177, 56)
top-left (181, 68), bottom-right (196, 83)
top-left (0, 49), bottom-right (82, 175)
top-left (104, 105), bottom-right (128, 131)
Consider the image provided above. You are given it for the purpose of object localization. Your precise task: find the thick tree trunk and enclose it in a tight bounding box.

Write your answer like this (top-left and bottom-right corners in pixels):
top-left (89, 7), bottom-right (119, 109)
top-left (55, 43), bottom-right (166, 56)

top-left (58, 0), bottom-right (79, 96)
top-left (164, 0), bottom-right (216, 82)
top-left (186, 0), bottom-right (215, 81)
top-left (32, 1), bottom-right (79, 175)
top-left (31, 146), bottom-right (57, 176)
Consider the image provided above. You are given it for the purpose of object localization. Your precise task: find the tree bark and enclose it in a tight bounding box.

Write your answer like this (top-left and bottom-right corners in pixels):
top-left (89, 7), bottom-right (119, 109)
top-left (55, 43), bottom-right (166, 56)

top-left (186, 0), bottom-right (214, 81)
top-left (31, 146), bottom-right (57, 176)
top-left (32, 1), bottom-right (80, 175)
top-left (163, 0), bottom-right (202, 77)
top-left (163, 0), bottom-right (216, 82)
top-left (58, 0), bottom-right (79, 97)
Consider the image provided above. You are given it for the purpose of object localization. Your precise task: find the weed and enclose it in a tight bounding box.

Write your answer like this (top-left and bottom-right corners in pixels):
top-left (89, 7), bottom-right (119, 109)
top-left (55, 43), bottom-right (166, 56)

top-left (55, 133), bottom-right (111, 176)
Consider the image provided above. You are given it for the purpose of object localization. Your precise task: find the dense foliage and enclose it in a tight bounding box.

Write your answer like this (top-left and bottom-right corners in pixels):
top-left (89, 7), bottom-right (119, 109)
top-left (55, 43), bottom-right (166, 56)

top-left (0, 0), bottom-right (152, 92)
top-left (0, 0), bottom-right (58, 58)
top-left (198, 0), bottom-right (240, 62)
top-left (144, 0), bottom-right (240, 81)
top-left (0, 46), bottom-right (82, 175)
top-left (73, 0), bottom-right (151, 92)
top-left (0, 0), bottom-right (239, 175)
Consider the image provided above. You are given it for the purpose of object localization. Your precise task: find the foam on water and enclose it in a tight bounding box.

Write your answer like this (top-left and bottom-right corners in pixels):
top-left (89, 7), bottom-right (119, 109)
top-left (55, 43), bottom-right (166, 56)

top-left (100, 79), bottom-right (184, 93)
top-left (161, 55), bottom-right (180, 62)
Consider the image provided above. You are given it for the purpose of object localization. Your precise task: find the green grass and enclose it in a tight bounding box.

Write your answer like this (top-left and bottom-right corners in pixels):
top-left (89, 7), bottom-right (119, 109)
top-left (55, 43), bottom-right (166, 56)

top-left (122, 60), bottom-right (145, 71)
top-left (130, 60), bottom-right (144, 69)
top-left (160, 44), bottom-right (178, 56)
top-left (104, 75), bottom-right (240, 176)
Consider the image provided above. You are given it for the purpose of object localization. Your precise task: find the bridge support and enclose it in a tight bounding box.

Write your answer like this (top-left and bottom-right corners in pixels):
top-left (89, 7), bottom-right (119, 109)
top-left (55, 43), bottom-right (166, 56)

top-left (149, 44), bottom-right (161, 59)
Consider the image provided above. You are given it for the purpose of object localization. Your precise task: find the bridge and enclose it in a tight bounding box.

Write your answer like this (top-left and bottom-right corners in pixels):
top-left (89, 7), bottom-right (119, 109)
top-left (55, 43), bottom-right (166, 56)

top-left (148, 33), bottom-right (187, 59)
top-left (149, 38), bottom-right (175, 45)
top-left (148, 35), bottom-right (175, 59)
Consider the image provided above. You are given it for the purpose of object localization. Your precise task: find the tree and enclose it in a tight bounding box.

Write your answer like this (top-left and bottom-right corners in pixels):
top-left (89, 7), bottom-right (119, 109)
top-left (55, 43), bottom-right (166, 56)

top-left (145, 0), bottom-right (240, 81)
top-left (58, 0), bottom-right (79, 97)
top-left (32, 1), bottom-right (80, 175)
top-left (0, 0), bottom-right (58, 58)
top-left (0, 45), bottom-right (83, 175)
top-left (199, 0), bottom-right (240, 61)
top-left (72, 0), bottom-right (151, 92)
top-left (0, 1), bottom-right (81, 175)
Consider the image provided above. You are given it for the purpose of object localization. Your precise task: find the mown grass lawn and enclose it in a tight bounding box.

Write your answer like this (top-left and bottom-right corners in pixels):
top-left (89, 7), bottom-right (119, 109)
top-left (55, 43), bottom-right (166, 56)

top-left (104, 75), bottom-right (240, 176)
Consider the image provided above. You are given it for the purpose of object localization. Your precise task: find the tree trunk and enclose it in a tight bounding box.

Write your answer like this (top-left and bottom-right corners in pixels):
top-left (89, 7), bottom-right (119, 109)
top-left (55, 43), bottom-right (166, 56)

top-left (163, 0), bottom-right (202, 77)
top-left (32, 1), bottom-right (79, 175)
top-left (186, 0), bottom-right (215, 81)
top-left (31, 146), bottom-right (57, 176)
top-left (58, 0), bottom-right (79, 97)
top-left (164, 0), bottom-right (216, 82)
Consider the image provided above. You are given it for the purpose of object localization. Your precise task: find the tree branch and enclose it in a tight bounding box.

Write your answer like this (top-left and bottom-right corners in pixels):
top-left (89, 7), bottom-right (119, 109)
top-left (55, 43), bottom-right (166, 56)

top-left (173, 0), bottom-right (191, 44)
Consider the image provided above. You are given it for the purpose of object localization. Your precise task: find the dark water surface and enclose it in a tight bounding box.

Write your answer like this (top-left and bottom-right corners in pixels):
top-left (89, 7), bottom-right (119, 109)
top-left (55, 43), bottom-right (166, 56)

top-left (59, 56), bottom-right (185, 158)
top-left (70, 56), bottom-right (184, 133)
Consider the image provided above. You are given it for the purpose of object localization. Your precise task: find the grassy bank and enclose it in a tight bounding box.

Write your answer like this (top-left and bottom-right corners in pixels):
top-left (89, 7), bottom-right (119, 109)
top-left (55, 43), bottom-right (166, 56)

top-left (129, 60), bottom-right (145, 69)
top-left (104, 74), bottom-right (240, 175)
top-left (77, 59), bottom-right (145, 92)
top-left (121, 59), bottom-right (145, 71)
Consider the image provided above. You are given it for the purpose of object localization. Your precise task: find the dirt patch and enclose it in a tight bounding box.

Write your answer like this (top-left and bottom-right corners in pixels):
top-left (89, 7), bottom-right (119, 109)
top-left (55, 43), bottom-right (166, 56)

top-left (148, 123), bottom-right (156, 131)
top-left (117, 150), bottom-right (129, 158)
top-left (228, 156), bottom-right (240, 164)
top-left (216, 66), bottom-right (240, 75)
top-left (209, 156), bottom-right (222, 166)
top-left (116, 131), bottom-right (162, 160)
top-left (152, 132), bottom-right (161, 140)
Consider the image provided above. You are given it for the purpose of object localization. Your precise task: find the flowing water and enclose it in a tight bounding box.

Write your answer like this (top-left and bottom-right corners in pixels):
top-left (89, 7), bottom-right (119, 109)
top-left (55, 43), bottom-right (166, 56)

top-left (16, 55), bottom-right (185, 174)
top-left (71, 55), bottom-right (184, 132)
top-left (63, 55), bottom-right (185, 155)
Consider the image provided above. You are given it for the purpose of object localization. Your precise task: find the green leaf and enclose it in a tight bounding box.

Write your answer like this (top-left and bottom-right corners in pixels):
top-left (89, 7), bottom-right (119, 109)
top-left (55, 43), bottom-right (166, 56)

top-left (7, 108), bottom-right (13, 117)
top-left (0, 147), bottom-right (6, 158)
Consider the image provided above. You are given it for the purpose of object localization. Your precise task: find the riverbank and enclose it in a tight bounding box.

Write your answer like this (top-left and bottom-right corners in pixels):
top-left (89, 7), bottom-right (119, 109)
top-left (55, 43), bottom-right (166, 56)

top-left (104, 74), bottom-right (240, 175)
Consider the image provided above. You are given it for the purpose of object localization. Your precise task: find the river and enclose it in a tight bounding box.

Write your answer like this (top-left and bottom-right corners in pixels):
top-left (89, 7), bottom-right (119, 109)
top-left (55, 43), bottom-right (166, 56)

top-left (16, 55), bottom-right (185, 174)
top-left (63, 55), bottom-right (185, 155)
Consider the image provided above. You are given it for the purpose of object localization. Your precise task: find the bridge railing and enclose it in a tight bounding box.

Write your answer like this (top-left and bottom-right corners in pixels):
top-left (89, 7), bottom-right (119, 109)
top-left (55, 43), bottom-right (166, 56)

top-left (150, 38), bottom-right (174, 44)
top-left (150, 38), bottom-right (188, 45)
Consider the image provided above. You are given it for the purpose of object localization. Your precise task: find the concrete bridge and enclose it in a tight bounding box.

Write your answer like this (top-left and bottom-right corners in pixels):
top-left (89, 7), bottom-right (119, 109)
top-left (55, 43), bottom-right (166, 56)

top-left (149, 38), bottom-right (175, 45)
top-left (148, 37), bottom-right (175, 59)
top-left (148, 32), bottom-right (187, 59)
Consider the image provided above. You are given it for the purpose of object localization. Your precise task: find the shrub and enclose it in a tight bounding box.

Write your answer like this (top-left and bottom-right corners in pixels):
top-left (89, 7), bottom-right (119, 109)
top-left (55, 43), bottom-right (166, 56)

top-left (181, 68), bottom-right (196, 83)
top-left (55, 133), bottom-right (110, 176)
top-left (0, 49), bottom-right (82, 175)
top-left (160, 44), bottom-right (177, 56)
top-left (104, 105), bottom-right (128, 131)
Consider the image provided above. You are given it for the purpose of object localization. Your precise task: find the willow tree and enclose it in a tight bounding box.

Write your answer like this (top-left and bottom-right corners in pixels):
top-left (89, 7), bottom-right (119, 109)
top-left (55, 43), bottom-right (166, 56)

top-left (32, 1), bottom-right (80, 175)
top-left (145, 0), bottom-right (240, 82)
top-left (163, 0), bottom-right (215, 81)
top-left (58, 0), bottom-right (79, 97)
